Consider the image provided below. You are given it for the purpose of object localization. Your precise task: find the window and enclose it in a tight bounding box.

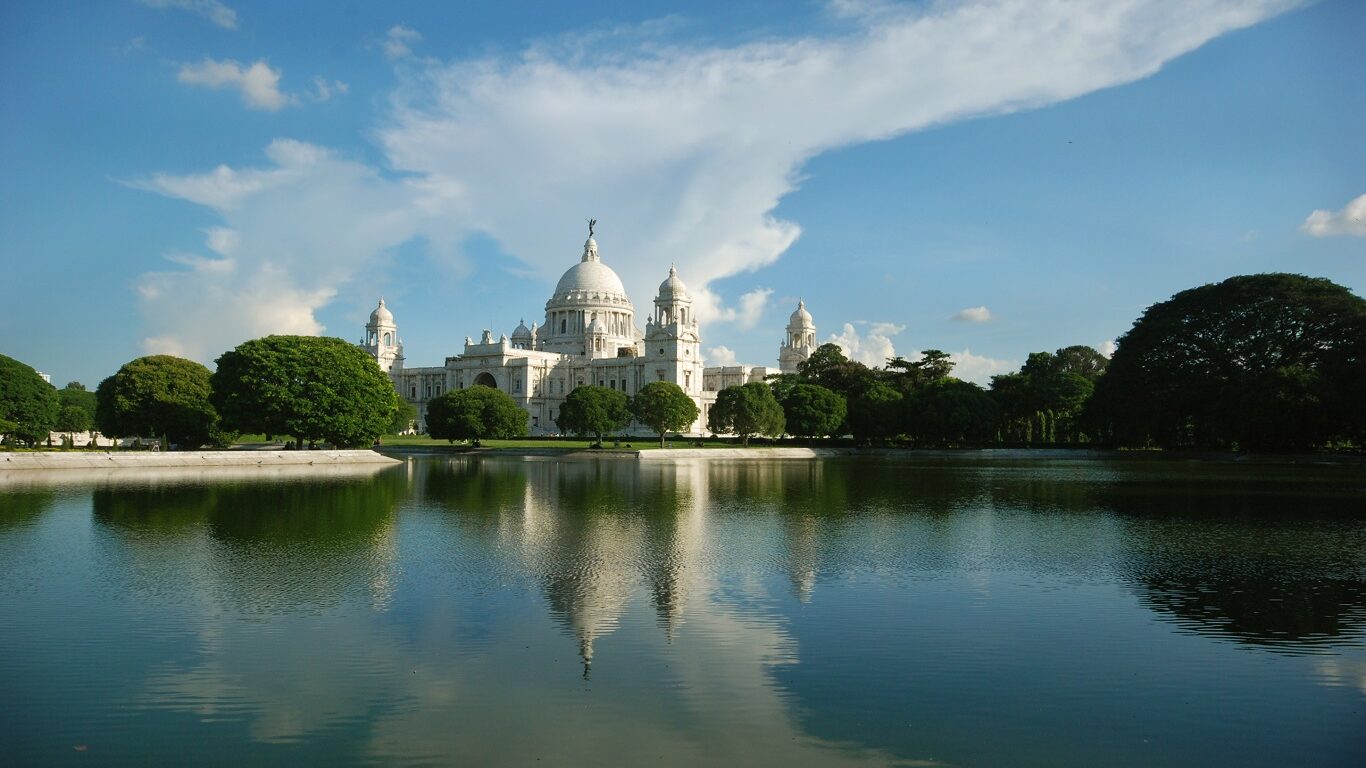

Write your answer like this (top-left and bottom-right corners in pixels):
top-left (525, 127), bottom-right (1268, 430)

top-left (533, 416), bottom-right (539, 427)
top-left (561, 319), bottom-right (567, 333)
top-left (514, 377), bottom-right (521, 392)
top-left (383, 332), bottom-right (392, 346)
top-left (609, 379), bottom-right (616, 389)
top-left (410, 385), bottom-right (416, 399)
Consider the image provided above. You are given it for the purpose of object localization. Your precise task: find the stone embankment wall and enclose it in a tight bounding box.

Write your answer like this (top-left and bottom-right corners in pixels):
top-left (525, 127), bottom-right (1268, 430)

top-left (1, 450), bottom-right (400, 471)
top-left (638, 447), bottom-right (853, 460)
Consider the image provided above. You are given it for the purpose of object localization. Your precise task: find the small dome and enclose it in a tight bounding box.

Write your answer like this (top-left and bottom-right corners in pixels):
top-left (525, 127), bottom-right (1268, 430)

top-left (512, 319), bottom-right (533, 339)
top-left (788, 299), bottom-right (813, 328)
top-left (370, 298), bottom-right (394, 326)
top-left (588, 315), bottom-right (607, 334)
top-left (658, 265), bottom-right (688, 298)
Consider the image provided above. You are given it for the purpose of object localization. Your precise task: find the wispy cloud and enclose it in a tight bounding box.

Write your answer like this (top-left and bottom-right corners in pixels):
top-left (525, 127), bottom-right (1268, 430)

top-left (379, 0), bottom-right (1298, 328)
top-left (951, 306), bottom-right (992, 323)
top-left (383, 25), bottom-right (422, 59)
top-left (129, 140), bottom-right (460, 361)
top-left (132, 1), bottom-right (1299, 362)
top-left (1301, 193), bottom-right (1366, 237)
top-left (310, 76), bottom-right (349, 103)
top-left (178, 58), bottom-right (288, 110)
top-left (138, 0), bottom-right (237, 30)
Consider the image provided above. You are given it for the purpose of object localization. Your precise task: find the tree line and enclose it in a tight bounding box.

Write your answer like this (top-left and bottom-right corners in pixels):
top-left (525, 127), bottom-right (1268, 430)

top-left (1, 335), bottom-right (400, 449)
top-left (735, 273), bottom-right (1364, 451)
top-left (3, 273), bottom-right (1362, 452)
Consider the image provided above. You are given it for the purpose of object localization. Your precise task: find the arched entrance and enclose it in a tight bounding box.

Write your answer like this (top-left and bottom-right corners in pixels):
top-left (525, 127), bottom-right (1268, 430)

top-left (474, 372), bottom-right (498, 389)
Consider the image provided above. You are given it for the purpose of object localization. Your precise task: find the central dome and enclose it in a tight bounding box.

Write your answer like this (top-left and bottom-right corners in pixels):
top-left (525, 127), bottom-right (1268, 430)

top-left (549, 235), bottom-right (632, 303)
top-left (553, 260), bottom-right (629, 299)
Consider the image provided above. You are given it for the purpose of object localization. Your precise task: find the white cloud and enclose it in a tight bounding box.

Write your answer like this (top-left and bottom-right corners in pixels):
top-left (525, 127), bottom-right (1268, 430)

top-left (950, 348), bottom-right (1016, 385)
top-left (138, 0), bottom-right (237, 30)
top-left (127, 139), bottom-right (326, 210)
top-left (951, 306), bottom-right (992, 323)
top-left (384, 25), bottom-right (422, 59)
top-left (178, 58), bottom-right (289, 110)
top-left (130, 140), bottom-right (460, 362)
top-left (377, 0), bottom-right (1297, 327)
top-left (829, 321), bottom-right (903, 367)
top-left (1301, 193), bottom-right (1366, 237)
top-left (310, 77), bottom-right (349, 103)
top-left (706, 345), bottom-right (738, 366)
top-left (1097, 339), bottom-right (1118, 358)
top-left (131, 1), bottom-right (1298, 362)
top-left (700, 287), bottom-right (772, 331)
top-left (205, 227), bottom-right (240, 256)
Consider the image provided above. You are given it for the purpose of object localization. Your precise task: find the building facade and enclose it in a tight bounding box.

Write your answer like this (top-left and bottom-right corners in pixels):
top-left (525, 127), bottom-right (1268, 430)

top-left (366, 227), bottom-right (816, 435)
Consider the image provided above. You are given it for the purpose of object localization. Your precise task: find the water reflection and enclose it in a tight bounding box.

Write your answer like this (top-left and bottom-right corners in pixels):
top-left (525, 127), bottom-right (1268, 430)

top-left (1, 454), bottom-right (1363, 767)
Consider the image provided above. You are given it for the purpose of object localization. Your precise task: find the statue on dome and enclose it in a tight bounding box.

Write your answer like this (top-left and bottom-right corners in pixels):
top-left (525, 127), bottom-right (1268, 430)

top-left (587, 218), bottom-right (596, 237)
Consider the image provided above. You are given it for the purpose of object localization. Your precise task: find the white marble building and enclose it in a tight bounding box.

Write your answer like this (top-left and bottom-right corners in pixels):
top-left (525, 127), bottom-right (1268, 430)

top-left (365, 227), bottom-right (817, 434)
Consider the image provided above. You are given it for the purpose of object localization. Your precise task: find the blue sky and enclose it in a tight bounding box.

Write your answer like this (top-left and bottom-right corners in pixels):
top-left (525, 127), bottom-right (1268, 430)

top-left (2, 0), bottom-right (1362, 386)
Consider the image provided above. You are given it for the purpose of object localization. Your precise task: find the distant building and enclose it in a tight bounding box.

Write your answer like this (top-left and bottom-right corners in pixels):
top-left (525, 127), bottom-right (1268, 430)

top-left (364, 225), bottom-right (816, 433)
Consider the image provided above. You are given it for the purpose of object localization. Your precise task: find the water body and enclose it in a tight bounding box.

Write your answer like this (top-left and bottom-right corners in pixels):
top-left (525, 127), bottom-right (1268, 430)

top-left (1, 453), bottom-right (1363, 767)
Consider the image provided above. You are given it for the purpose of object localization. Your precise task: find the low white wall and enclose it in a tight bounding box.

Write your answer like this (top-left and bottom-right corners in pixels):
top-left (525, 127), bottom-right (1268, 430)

top-left (1, 450), bottom-right (401, 471)
top-left (638, 447), bottom-right (852, 460)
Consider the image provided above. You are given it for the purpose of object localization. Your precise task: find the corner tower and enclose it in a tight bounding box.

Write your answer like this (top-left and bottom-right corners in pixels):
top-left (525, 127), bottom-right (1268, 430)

top-left (644, 266), bottom-right (703, 394)
top-left (779, 299), bottom-right (816, 374)
top-left (363, 298), bottom-right (405, 373)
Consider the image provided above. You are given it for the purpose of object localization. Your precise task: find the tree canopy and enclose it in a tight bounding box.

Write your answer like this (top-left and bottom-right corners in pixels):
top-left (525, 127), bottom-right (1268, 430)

top-left (1089, 273), bottom-right (1366, 450)
top-left (390, 401), bottom-right (418, 434)
top-left (708, 382), bottom-right (785, 445)
top-left (58, 383), bottom-right (97, 426)
top-left (0, 353), bottom-right (59, 446)
top-left (95, 355), bottom-right (218, 448)
top-left (797, 343), bottom-right (877, 399)
top-left (991, 347), bottom-right (1099, 445)
top-left (426, 386), bottom-right (527, 445)
top-left (212, 335), bottom-right (399, 448)
top-left (905, 378), bottom-right (999, 446)
top-left (848, 382), bottom-right (903, 442)
top-left (780, 383), bottom-right (847, 439)
top-left (630, 381), bottom-right (699, 447)
top-left (557, 385), bottom-right (630, 445)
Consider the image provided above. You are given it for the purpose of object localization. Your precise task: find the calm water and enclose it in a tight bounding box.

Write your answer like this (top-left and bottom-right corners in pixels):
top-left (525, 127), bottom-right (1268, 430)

top-left (1, 453), bottom-right (1363, 767)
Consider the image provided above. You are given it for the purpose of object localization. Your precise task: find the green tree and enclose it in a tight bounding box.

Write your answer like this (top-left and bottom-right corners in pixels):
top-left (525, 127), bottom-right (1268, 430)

top-left (58, 383), bottom-right (98, 425)
top-left (557, 385), bottom-right (630, 446)
top-left (95, 355), bottom-right (218, 448)
top-left (390, 401), bottom-right (418, 434)
top-left (1053, 345), bottom-right (1109, 381)
top-left (0, 354), bottom-right (59, 446)
top-left (212, 335), bottom-right (399, 448)
top-left (904, 379), bottom-right (999, 446)
top-left (797, 343), bottom-right (877, 399)
top-left (426, 386), bottom-right (527, 446)
top-left (886, 349), bottom-right (955, 393)
top-left (56, 404), bottom-right (92, 444)
top-left (630, 381), bottom-right (699, 448)
top-left (780, 383), bottom-right (847, 440)
top-left (708, 382), bottom-right (785, 446)
top-left (1089, 274), bottom-right (1366, 450)
top-left (848, 382), bottom-right (903, 443)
